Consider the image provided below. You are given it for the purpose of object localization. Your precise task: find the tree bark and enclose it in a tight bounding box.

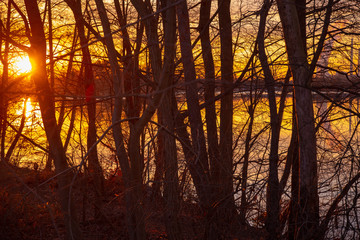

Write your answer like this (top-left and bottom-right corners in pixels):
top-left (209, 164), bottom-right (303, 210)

top-left (65, 0), bottom-right (104, 219)
top-left (217, 0), bottom-right (238, 235)
top-left (0, 0), bottom-right (11, 162)
top-left (257, 1), bottom-right (280, 238)
top-left (114, 0), bottom-right (141, 120)
top-left (239, 102), bottom-right (255, 224)
top-left (275, 0), bottom-right (319, 239)
top-left (198, 1), bottom-right (226, 237)
top-left (198, 0), bottom-right (220, 188)
top-left (158, 0), bottom-right (183, 238)
top-left (24, 1), bottom-right (82, 239)
top-left (93, 0), bottom-right (138, 239)
top-left (288, 113), bottom-right (300, 240)
top-left (176, 0), bottom-right (211, 210)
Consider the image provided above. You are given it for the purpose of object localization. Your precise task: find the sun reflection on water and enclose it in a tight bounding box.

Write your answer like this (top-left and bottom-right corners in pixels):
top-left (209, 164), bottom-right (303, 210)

top-left (15, 98), bottom-right (41, 126)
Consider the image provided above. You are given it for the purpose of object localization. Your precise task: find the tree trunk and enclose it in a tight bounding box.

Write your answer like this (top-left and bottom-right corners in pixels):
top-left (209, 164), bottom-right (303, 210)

top-left (48, 0), bottom-right (54, 90)
top-left (198, 0), bottom-right (220, 189)
top-left (239, 103), bottom-right (255, 224)
top-left (65, 0), bottom-right (104, 219)
top-left (24, 1), bottom-right (82, 239)
top-left (276, 0), bottom-right (319, 239)
top-left (114, 0), bottom-right (142, 121)
top-left (159, 0), bottom-right (183, 238)
top-left (176, 0), bottom-right (211, 210)
top-left (93, 0), bottom-right (138, 239)
top-left (159, 79), bottom-right (183, 240)
top-left (0, 0), bottom-right (10, 162)
top-left (217, 0), bottom-right (238, 235)
top-left (198, 1), bottom-right (225, 237)
top-left (288, 112), bottom-right (300, 240)
top-left (257, 1), bottom-right (280, 238)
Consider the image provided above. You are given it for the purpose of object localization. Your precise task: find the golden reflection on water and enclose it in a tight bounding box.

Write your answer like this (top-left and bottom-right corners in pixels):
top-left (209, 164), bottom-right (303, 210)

top-left (15, 98), bottom-right (41, 126)
top-left (8, 96), bottom-right (360, 174)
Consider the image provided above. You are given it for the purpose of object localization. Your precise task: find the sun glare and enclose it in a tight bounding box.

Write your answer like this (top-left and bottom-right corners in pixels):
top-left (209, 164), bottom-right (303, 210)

top-left (12, 56), bottom-right (32, 74)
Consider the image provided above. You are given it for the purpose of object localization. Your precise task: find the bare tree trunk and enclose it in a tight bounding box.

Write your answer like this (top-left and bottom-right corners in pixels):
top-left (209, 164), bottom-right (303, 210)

top-left (48, 0), bottom-right (54, 90)
top-left (0, 0), bottom-right (10, 162)
top-left (153, 131), bottom-right (164, 198)
top-left (198, 0), bottom-right (220, 189)
top-left (24, 1), bottom-right (82, 239)
top-left (57, 25), bottom-right (77, 131)
top-left (288, 113), bottom-right (300, 240)
top-left (239, 101), bottom-right (255, 224)
top-left (65, 0), bottom-right (104, 219)
top-left (46, 25), bottom-right (77, 171)
top-left (92, 0), bottom-right (137, 239)
top-left (114, 0), bottom-right (142, 121)
top-left (257, 1), bottom-right (280, 238)
top-left (112, 6), bottom-right (146, 237)
top-left (276, 0), bottom-right (319, 239)
top-left (126, 1), bottom-right (178, 239)
top-left (176, 0), bottom-right (211, 210)
top-left (97, 0), bottom-right (178, 238)
top-left (158, 0), bottom-right (183, 238)
top-left (159, 70), bottom-right (183, 239)
top-left (217, 0), bottom-right (238, 235)
top-left (198, 1), bottom-right (225, 237)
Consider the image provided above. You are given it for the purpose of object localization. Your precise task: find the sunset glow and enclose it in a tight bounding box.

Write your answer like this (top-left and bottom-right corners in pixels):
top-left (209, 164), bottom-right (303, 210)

top-left (1, 0), bottom-right (359, 239)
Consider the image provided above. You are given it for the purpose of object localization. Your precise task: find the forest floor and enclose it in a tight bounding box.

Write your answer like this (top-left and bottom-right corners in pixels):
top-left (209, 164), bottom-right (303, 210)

top-left (0, 163), bottom-right (266, 239)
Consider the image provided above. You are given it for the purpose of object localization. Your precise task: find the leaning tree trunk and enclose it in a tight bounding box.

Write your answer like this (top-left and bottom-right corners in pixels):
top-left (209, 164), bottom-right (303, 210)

top-left (24, 1), bottom-right (82, 239)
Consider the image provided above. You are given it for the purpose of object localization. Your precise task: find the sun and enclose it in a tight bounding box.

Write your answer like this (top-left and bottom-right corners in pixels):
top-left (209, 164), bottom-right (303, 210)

top-left (12, 56), bottom-right (32, 74)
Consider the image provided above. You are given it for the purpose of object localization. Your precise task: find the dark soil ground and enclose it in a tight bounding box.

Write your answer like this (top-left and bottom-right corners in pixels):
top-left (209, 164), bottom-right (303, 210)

top-left (0, 163), bottom-right (266, 239)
